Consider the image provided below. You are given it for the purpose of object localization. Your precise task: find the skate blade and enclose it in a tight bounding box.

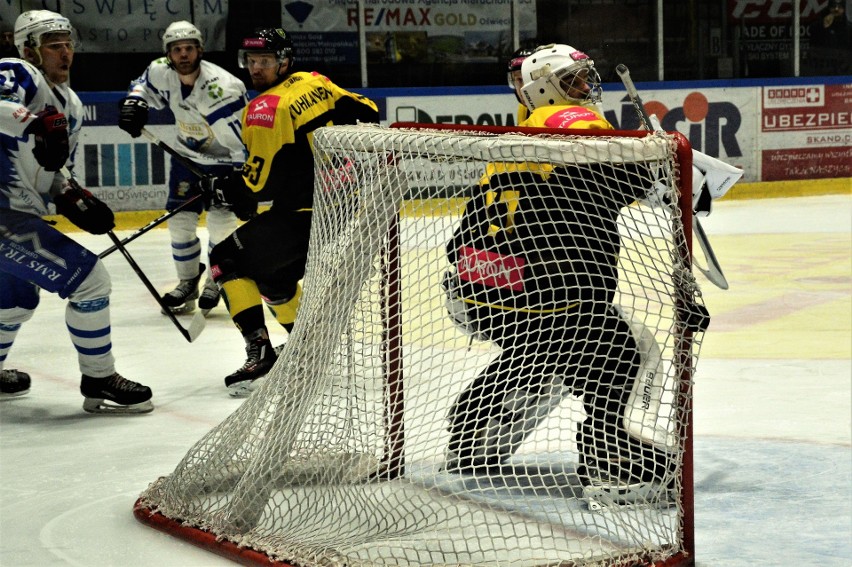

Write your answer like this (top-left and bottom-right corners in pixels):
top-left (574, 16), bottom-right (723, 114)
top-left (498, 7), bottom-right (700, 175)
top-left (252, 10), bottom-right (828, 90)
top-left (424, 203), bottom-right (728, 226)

top-left (227, 375), bottom-right (267, 398)
top-left (582, 482), bottom-right (673, 510)
top-left (82, 397), bottom-right (154, 415)
top-left (0, 390), bottom-right (30, 399)
top-left (161, 299), bottom-right (197, 315)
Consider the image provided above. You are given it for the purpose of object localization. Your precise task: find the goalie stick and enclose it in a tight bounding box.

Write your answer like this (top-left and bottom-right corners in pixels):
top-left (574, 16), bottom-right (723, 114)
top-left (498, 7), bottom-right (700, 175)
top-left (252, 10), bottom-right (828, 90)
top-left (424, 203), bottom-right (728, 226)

top-left (616, 64), bottom-right (730, 290)
top-left (60, 168), bottom-right (205, 343)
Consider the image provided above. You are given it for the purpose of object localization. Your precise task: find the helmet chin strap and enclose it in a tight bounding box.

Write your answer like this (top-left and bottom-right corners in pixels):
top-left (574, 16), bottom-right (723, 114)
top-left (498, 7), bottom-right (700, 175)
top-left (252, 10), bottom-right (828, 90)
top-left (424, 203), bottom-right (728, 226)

top-left (274, 59), bottom-right (292, 85)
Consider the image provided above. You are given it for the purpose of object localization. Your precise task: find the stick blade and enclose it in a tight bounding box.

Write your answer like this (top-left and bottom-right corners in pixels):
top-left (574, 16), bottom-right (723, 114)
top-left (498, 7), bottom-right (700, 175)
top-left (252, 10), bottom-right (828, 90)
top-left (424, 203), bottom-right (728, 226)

top-left (186, 310), bottom-right (207, 342)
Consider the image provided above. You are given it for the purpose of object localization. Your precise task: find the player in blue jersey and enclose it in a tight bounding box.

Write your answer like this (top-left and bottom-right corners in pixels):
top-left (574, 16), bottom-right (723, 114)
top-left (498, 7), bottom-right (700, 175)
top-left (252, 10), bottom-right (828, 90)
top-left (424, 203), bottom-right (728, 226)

top-left (0, 10), bottom-right (153, 413)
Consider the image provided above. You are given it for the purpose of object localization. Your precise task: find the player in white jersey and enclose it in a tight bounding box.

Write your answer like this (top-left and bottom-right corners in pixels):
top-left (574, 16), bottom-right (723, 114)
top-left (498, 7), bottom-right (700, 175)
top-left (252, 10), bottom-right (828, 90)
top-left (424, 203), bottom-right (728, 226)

top-left (118, 21), bottom-right (248, 315)
top-left (0, 10), bottom-right (153, 413)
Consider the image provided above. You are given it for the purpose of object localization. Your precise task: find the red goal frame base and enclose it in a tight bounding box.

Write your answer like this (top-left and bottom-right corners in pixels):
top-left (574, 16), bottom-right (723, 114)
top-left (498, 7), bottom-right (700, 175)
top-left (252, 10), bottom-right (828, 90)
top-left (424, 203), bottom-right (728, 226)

top-left (134, 498), bottom-right (694, 567)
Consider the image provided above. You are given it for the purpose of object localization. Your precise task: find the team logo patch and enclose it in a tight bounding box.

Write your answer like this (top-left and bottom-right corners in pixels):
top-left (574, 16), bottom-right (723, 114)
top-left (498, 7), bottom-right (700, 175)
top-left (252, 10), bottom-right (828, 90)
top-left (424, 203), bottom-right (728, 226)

top-left (245, 95), bottom-right (278, 128)
top-left (544, 107), bottom-right (599, 129)
top-left (457, 246), bottom-right (525, 291)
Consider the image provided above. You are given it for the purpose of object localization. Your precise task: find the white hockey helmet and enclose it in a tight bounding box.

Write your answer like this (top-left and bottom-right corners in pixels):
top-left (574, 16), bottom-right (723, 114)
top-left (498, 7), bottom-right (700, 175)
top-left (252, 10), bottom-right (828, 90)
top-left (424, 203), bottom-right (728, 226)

top-left (162, 20), bottom-right (203, 52)
top-left (14, 10), bottom-right (75, 58)
top-left (519, 44), bottom-right (602, 111)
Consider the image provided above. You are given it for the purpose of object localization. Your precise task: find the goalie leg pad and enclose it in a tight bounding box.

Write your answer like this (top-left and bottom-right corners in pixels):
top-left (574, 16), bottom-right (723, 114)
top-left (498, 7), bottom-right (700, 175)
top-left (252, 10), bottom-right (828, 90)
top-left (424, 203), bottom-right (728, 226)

top-left (445, 343), bottom-right (570, 473)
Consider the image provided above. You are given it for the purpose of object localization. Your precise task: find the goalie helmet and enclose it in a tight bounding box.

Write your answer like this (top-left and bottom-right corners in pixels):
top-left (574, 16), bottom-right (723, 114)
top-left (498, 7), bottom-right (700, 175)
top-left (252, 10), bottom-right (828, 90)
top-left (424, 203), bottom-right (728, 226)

top-left (506, 46), bottom-right (535, 103)
top-left (519, 44), bottom-right (602, 111)
top-left (14, 10), bottom-right (75, 58)
top-left (162, 20), bottom-right (203, 52)
top-left (237, 28), bottom-right (294, 70)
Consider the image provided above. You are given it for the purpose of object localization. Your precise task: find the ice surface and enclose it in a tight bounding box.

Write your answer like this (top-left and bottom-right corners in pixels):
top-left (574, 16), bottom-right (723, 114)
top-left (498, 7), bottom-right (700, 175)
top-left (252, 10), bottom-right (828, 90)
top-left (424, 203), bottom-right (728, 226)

top-left (1, 194), bottom-right (849, 566)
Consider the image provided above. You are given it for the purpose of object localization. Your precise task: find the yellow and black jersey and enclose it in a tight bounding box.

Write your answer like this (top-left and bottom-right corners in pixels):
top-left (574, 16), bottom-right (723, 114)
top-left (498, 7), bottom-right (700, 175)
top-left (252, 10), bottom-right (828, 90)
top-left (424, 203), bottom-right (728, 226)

top-left (520, 103), bottom-right (612, 130)
top-left (241, 71), bottom-right (379, 209)
top-left (516, 102), bottom-right (529, 124)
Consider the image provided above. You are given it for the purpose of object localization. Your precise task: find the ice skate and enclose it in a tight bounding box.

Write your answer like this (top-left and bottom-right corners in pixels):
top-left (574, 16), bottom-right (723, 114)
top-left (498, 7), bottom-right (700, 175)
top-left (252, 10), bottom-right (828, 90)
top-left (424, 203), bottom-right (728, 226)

top-left (578, 464), bottom-right (673, 511)
top-left (80, 372), bottom-right (154, 414)
top-left (225, 330), bottom-right (277, 398)
top-left (161, 263), bottom-right (205, 315)
top-left (197, 277), bottom-right (220, 314)
top-left (0, 369), bottom-right (31, 398)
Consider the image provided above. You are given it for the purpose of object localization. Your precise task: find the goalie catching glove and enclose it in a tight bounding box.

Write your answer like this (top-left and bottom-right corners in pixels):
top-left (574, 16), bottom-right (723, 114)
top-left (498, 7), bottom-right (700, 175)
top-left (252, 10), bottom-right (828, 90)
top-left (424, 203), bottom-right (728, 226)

top-left (53, 177), bottom-right (115, 235)
top-left (199, 169), bottom-right (258, 221)
top-left (25, 106), bottom-right (70, 171)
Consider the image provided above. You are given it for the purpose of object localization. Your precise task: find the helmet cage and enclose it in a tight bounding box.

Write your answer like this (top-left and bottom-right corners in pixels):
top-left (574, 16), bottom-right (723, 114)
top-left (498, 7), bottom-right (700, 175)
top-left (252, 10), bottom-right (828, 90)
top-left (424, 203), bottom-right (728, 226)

top-left (14, 10), bottom-right (76, 58)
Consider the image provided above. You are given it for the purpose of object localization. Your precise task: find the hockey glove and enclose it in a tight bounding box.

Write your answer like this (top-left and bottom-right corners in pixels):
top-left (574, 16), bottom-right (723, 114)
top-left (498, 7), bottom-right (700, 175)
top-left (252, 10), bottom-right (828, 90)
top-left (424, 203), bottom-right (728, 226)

top-left (53, 178), bottom-right (115, 235)
top-left (118, 97), bottom-right (149, 138)
top-left (25, 106), bottom-right (69, 172)
top-left (201, 169), bottom-right (257, 221)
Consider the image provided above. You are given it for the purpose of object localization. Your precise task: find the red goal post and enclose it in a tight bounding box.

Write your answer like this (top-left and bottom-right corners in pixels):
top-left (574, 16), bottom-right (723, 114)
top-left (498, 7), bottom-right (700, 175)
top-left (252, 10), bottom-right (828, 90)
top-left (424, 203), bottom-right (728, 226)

top-left (135, 122), bottom-right (701, 567)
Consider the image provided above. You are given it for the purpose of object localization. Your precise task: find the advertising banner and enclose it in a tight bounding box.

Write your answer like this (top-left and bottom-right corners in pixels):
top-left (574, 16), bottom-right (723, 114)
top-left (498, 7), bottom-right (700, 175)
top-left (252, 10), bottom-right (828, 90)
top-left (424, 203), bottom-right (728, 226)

top-left (69, 80), bottom-right (844, 211)
top-left (283, 0), bottom-right (537, 66)
top-left (601, 87), bottom-right (756, 178)
top-left (386, 86), bottom-right (758, 181)
top-left (1, 0), bottom-right (228, 52)
top-left (760, 82), bottom-right (852, 180)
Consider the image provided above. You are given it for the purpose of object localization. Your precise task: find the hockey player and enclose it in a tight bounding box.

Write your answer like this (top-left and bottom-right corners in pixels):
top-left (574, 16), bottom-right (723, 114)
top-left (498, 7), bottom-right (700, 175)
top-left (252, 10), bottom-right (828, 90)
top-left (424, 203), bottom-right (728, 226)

top-left (118, 21), bottom-right (247, 315)
top-left (208, 28), bottom-right (379, 396)
top-left (442, 44), bottom-right (672, 502)
top-left (0, 10), bottom-right (153, 413)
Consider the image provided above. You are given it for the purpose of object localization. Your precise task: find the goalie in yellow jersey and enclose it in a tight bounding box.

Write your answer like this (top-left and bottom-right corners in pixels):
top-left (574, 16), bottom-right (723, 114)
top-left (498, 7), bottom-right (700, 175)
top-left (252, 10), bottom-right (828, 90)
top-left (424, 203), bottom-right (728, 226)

top-left (442, 44), bottom-right (677, 506)
top-left (207, 28), bottom-right (379, 397)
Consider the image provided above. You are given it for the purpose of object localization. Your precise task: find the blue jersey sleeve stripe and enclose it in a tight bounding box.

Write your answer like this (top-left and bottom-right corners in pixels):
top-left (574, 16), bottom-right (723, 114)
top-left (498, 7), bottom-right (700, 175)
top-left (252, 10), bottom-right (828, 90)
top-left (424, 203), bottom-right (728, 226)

top-left (207, 98), bottom-right (247, 125)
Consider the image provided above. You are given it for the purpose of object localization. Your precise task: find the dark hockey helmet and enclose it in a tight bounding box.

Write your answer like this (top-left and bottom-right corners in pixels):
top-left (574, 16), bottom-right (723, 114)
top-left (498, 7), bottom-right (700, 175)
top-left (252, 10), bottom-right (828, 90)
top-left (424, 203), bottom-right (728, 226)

top-left (506, 46), bottom-right (534, 89)
top-left (238, 28), bottom-right (294, 70)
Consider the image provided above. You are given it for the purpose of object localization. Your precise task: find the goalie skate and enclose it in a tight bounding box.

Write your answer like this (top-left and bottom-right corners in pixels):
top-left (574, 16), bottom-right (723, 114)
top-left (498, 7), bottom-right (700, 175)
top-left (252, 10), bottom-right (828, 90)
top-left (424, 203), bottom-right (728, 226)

top-left (161, 264), bottom-right (205, 315)
top-left (580, 467), bottom-right (674, 511)
top-left (0, 369), bottom-right (31, 398)
top-left (80, 373), bottom-right (154, 415)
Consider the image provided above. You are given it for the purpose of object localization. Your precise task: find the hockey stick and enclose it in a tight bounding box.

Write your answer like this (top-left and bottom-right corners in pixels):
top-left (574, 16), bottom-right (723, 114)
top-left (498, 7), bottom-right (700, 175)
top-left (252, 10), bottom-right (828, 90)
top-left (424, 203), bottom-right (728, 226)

top-left (106, 231), bottom-right (205, 342)
top-left (139, 128), bottom-right (230, 327)
top-left (141, 127), bottom-right (213, 179)
top-left (100, 128), bottom-right (218, 258)
top-left (60, 168), bottom-right (205, 343)
top-left (616, 64), bottom-right (729, 290)
top-left (98, 193), bottom-right (203, 258)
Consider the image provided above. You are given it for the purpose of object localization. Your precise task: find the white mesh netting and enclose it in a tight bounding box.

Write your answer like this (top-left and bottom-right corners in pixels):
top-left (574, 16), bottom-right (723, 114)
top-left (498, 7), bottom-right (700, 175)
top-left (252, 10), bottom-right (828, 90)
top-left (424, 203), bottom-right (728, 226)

top-left (136, 124), bottom-right (705, 567)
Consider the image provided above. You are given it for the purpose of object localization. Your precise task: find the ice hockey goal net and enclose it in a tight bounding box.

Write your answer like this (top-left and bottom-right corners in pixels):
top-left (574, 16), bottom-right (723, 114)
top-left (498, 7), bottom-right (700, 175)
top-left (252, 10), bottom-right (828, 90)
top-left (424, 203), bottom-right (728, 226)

top-left (135, 123), bottom-right (705, 566)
